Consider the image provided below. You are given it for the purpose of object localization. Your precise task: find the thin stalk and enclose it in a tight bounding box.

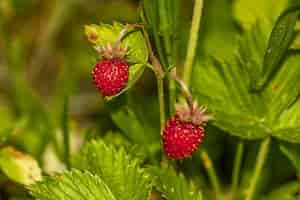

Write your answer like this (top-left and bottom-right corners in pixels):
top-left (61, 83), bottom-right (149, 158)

top-left (231, 141), bottom-right (244, 200)
top-left (183, 0), bottom-right (204, 86)
top-left (142, 28), bottom-right (165, 133)
top-left (201, 150), bottom-right (222, 200)
top-left (157, 77), bottom-right (166, 133)
top-left (141, 1), bottom-right (167, 68)
top-left (245, 137), bottom-right (271, 200)
top-left (168, 71), bottom-right (176, 114)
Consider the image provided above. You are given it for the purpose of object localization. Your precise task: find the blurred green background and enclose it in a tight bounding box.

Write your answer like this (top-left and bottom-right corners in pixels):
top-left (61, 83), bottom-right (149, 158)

top-left (1, 0), bottom-right (300, 199)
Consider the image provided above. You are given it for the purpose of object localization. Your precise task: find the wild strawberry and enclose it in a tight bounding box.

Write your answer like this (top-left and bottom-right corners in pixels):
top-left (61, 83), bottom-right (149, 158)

top-left (163, 101), bottom-right (212, 160)
top-left (88, 28), bottom-right (129, 97)
top-left (93, 58), bottom-right (129, 96)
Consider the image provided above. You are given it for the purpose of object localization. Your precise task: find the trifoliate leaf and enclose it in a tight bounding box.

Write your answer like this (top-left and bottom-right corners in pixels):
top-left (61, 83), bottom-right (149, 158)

top-left (30, 170), bottom-right (116, 200)
top-left (74, 140), bottom-right (152, 200)
top-left (192, 8), bottom-right (300, 142)
top-left (0, 147), bottom-right (42, 185)
top-left (149, 167), bottom-right (202, 200)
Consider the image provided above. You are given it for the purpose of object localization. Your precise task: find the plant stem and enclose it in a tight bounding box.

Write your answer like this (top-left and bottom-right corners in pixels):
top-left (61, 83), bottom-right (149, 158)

top-left (183, 0), bottom-right (204, 87)
top-left (201, 150), bottom-right (222, 200)
top-left (245, 137), bottom-right (271, 200)
top-left (168, 74), bottom-right (176, 115)
top-left (231, 141), bottom-right (244, 200)
top-left (142, 28), bottom-right (166, 133)
top-left (157, 77), bottom-right (166, 134)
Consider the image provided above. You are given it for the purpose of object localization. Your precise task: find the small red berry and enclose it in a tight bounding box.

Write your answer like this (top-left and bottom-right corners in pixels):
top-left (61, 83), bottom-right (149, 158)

top-left (163, 115), bottom-right (205, 160)
top-left (93, 58), bottom-right (129, 96)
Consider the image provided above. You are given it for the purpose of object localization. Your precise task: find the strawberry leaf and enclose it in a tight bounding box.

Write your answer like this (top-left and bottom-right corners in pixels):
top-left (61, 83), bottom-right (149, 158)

top-left (73, 140), bottom-right (152, 200)
top-left (30, 170), bottom-right (117, 200)
top-left (192, 7), bottom-right (300, 142)
top-left (149, 166), bottom-right (202, 200)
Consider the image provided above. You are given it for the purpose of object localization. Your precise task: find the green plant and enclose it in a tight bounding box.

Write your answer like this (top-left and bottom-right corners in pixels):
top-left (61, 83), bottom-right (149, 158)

top-left (0, 0), bottom-right (300, 200)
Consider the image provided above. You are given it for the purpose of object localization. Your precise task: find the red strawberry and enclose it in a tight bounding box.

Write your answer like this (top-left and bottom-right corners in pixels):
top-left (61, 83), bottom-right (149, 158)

top-left (163, 115), bottom-right (205, 160)
top-left (93, 58), bottom-right (129, 96)
top-left (163, 101), bottom-right (212, 160)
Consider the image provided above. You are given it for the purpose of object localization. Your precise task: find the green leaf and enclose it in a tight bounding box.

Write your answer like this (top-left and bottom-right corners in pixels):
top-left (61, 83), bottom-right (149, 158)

top-left (233, 0), bottom-right (289, 30)
top-left (74, 140), bottom-right (152, 200)
top-left (212, 112), bottom-right (268, 139)
top-left (85, 22), bottom-right (148, 64)
top-left (192, 54), bottom-right (268, 139)
top-left (121, 29), bottom-right (148, 64)
top-left (0, 147), bottom-right (42, 185)
top-left (109, 94), bottom-right (160, 153)
top-left (30, 170), bottom-right (116, 200)
top-left (260, 7), bottom-right (300, 88)
top-left (199, 0), bottom-right (239, 59)
top-left (280, 144), bottom-right (300, 175)
top-left (262, 182), bottom-right (300, 200)
top-left (192, 8), bottom-right (300, 142)
top-left (264, 54), bottom-right (300, 142)
top-left (149, 167), bottom-right (202, 200)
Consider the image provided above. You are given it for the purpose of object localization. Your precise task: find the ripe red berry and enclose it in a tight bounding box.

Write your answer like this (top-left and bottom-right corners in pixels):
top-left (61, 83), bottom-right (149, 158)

top-left (92, 58), bottom-right (129, 96)
top-left (163, 115), bottom-right (205, 160)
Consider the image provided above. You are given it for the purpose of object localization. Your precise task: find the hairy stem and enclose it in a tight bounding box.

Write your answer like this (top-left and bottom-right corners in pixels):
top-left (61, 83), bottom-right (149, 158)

top-left (141, 28), bottom-right (165, 133)
top-left (201, 150), bottom-right (222, 200)
top-left (171, 73), bottom-right (193, 107)
top-left (183, 0), bottom-right (204, 86)
top-left (231, 141), bottom-right (244, 200)
top-left (168, 72), bottom-right (176, 115)
top-left (157, 77), bottom-right (166, 133)
top-left (246, 137), bottom-right (271, 200)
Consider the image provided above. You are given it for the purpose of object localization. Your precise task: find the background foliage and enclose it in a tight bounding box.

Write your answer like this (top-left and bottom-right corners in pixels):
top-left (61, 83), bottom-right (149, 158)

top-left (0, 0), bottom-right (299, 199)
